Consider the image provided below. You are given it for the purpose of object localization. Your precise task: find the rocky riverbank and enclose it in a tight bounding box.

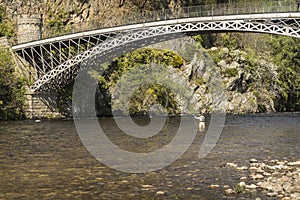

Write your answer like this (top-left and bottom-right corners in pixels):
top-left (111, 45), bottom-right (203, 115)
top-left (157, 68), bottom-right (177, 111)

top-left (222, 159), bottom-right (300, 200)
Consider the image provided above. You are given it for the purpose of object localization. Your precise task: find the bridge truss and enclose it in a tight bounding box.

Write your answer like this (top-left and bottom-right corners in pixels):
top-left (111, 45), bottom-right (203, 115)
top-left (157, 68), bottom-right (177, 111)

top-left (12, 13), bottom-right (300, 92)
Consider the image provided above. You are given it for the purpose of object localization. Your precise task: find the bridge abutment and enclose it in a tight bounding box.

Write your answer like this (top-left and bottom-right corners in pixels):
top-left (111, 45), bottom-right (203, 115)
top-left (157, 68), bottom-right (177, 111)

top-left (24, 89), bottom-right (64, 119)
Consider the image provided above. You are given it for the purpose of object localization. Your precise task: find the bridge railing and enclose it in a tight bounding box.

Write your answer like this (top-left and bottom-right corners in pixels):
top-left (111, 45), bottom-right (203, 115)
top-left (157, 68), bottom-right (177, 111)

top-left (20, 0), bottom-right (300, 43)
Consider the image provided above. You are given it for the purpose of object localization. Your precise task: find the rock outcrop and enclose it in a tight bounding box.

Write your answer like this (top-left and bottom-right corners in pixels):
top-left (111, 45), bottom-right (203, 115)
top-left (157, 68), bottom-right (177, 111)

top-left (151, 38), bottom-right (278, 114)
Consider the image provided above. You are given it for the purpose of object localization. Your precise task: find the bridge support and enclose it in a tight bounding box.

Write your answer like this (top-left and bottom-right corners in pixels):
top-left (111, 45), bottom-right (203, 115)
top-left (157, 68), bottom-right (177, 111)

top-left (24, 88), bottom-right (64, 119)
top-left (17, 14), bottom-right (42, 44)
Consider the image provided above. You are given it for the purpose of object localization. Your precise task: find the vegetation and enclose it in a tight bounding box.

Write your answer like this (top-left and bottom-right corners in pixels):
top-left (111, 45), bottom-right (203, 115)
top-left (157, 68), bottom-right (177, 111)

top-left (196, 30), bottom-right (300, 112)
top-left (222, 68), bottom-right (238, 77)
top-left (93, 48), bottom-right (184, 116)
top-left (118, 0), bottom-right (269, 11)
top-left (270, 36), bottom-right (300, 111)
top-left (233, 184), bottom-right (245, 194)
top-left (0, 5), bottom-right (15, 38)
top-left (0, 48), bottom-right (26, 119)
top-left (43, 6), bottom-right (73, 37)
top-left (57, 82), bottom-right (73, 117)
top-left (0, 5), bottom-right (26, 119)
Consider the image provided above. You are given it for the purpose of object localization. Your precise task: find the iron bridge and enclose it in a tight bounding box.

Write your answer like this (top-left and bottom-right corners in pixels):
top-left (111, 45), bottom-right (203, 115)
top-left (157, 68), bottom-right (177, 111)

top-left (11, 1), bottom-right (300, 92)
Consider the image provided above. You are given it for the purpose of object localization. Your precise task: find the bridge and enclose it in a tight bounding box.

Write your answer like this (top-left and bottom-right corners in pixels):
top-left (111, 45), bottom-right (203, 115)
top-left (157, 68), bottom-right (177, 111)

top-left (11, 0), bottom-right (300, 93)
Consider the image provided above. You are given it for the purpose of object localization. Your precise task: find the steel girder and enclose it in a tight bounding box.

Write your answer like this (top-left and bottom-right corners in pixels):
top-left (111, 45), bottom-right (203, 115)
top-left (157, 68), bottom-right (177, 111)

top-left (13, 17), bottom-right (300, 92)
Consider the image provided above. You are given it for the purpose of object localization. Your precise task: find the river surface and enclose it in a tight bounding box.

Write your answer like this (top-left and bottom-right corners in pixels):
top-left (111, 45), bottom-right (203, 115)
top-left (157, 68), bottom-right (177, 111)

top-left (0, 113), bottom-right (299, 199)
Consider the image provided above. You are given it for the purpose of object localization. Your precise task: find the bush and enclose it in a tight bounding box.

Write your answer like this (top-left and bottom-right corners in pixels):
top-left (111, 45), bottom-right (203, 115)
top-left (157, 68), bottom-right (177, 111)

top-left (222, 68), bottom-right (238, 77)
top-left (95, 48), bottom-right (184, 116)
top-left (270, 36), bottom-right (300, 111)
top-left (0, 5), bottom-right (15, 38)
top-left (0, 48), bottom-right (26, 119)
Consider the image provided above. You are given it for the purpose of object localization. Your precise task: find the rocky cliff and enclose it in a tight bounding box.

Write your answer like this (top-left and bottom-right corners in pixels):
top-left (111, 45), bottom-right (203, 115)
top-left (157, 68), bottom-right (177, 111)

top-left (149, 38), bottom-right (277, 114)
top-left (2, 0), bottom-right (183, 37)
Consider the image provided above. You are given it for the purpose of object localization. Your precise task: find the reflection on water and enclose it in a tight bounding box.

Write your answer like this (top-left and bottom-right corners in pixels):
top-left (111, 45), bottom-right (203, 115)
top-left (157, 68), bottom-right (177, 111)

top-left (0, 113), bottom-right (299, 199)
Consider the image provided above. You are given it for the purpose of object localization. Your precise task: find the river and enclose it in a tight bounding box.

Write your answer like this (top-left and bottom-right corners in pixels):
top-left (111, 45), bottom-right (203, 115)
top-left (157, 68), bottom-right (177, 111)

top-left (0, 113), bottom-right (299, 199)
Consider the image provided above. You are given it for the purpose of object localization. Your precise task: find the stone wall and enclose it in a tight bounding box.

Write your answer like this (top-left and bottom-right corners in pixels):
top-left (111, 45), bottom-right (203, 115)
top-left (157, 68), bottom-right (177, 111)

top-left (24, 90), bottom-right (64, 119)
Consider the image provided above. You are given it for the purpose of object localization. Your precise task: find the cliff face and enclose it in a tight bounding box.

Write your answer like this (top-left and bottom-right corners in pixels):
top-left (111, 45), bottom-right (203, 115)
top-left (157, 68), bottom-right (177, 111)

top-left (4, 0), bottom-right (127, 18)
top-left (2, 0), bottom-right (183, 33)
top-left (3, 0), bottom-right (133, 31)
top-left (150, 38), bottom-right (277, 114)
top-left (206, 47), bottom-right (277, 113)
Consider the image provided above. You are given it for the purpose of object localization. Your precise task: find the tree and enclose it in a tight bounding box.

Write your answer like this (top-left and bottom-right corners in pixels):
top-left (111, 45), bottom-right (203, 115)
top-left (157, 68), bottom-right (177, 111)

top-left (270, 36), bottom-right (300, 111)
top-left (0, 48), bottom-right (26, 119)
top-left (0, 5), bottom-right (15, 38)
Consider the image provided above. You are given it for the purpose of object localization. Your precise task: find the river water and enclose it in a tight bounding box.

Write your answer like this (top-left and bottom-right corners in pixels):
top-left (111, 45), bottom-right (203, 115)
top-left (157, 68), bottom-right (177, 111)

top-left (0, 113), bottom-right (299, 199)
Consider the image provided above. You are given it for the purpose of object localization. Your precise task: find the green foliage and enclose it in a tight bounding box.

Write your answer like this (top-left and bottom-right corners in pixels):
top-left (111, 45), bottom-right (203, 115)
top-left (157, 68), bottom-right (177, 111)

top-left (195, 32), bottom-right (272, 55)
top-left (0, 5), bottom-right (15, 38)
top-left (222, 68), bottom-right (238, 77)
top-left (57, 82), bottom-right (73, 117)
top-left (219, 33), bottom-right (239, 49)
top-left (96, 48), bottom-right (184, 116)
top-left (106, 48), bottom-right (183, 87)
top-left (233, 184), bottom-right (245, 194)
top-left (128, 83), bottom-right (179, 116)
top-left (44, 6), bottom-right (72, 36)
top-left (270, 36), bottom-right (300, 111)
top-left (192, 35), bottom-right (203, 46)
top-left (192, 77), bottom-right (206, 86)
top-left (207, 48), bottom-right (222, 63)
top-left (199, 34), bottom-right (217, 49)
top-left (0, 48), bottom-right (26, 119)
top-left (244, 48), bottom-right (258, 72)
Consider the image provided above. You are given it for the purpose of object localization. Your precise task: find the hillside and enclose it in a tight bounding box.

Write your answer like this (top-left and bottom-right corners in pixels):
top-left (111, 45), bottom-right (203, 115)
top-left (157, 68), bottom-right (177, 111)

top-left (0, 0), bottom-right (299, 118)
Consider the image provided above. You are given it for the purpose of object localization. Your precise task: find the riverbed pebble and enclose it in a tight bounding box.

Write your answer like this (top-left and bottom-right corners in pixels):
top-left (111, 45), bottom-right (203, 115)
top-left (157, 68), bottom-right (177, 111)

top-left (226, 163), bottom-right (238, 168)
top-left (237, 166), bottom-right (248, 170)
top-left (225, 188), bottom-right (236, 195)
top-left (245, 184), bottom-right (257, 190)
top-left (288, 161), bottom-right (300, 166)
top-left (209, 184), bottom-right (220, 188)
top-left (156, 191), bottom-right (165, 195)
top-left (250, 159), bottom-right (258, 163)
top-left (266, 192), bottom-right (278, 197)
top-left (251, 173), bottom-right (264, 180)
top-left (238, 181), bottom-right (246, 187)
